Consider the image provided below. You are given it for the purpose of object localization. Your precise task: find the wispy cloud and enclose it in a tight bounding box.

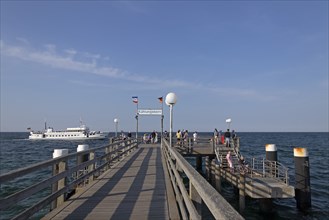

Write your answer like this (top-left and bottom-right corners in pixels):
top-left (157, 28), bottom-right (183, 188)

top-left (0, 40), bottom-right (196, 87)
top-left (1, 40), bottom-right (276, 100)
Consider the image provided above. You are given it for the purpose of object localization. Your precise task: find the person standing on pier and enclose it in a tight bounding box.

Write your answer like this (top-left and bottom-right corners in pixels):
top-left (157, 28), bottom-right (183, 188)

top-left (226, 151), bottom-right (234, 172)
top-left (214, 128), bottom-right (219, 144)
top-left (154, 131), bottom-right (158, 143)
top-left (151, 131), bottom-right (156, 143)
top-left (193, 131), bottom-right (198, 143)
top-left (176, 130), bottom-right (182, 146)
top-left (232, 130), bottom-right (236, 139)
top-left (183, 130), bottom-right (189, 146)
top-left (224, 129), bottom-right (231, 147)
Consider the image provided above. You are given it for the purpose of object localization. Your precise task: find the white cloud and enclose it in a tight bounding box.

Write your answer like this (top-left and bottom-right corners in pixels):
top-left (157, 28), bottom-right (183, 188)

top-left (64, 49), bottom-right (77, 57)
top-left (16, 37), bottom-right (30, 45)
top-left (1, 40), bottom-right (276, 100)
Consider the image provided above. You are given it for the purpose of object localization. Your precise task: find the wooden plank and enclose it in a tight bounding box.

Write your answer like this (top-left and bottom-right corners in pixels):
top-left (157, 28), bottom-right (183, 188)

top-left (43, 145), bottom-right (169, 220)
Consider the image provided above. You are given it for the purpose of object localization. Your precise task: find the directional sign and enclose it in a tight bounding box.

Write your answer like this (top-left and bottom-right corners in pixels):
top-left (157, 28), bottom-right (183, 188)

top-left (138, 109), bottom-right (163, 116)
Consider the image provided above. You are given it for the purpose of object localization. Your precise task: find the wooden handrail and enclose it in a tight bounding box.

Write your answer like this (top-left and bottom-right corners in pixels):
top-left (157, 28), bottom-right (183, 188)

top-left (0, 138), bottom-right (138, 219)
top-left (162, 139), bottom-right (244, 220)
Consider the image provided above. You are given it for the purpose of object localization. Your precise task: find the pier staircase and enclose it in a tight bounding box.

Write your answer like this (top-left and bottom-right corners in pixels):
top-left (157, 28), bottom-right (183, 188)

top-left (213, 138), bottom-right (294, 199)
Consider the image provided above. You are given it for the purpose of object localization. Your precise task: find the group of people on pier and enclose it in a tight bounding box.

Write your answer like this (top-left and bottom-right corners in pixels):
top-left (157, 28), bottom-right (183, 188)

top-left (143, 131), bottom-right (159, 144)
top-left (176, 129), bottom-right (187, 146)
top-left (214, 128), bottom-right (236, 147)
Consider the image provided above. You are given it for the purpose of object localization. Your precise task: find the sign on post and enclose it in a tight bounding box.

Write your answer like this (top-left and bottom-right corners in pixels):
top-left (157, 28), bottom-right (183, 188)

top-left (138, 109), bottom-right (163, 116)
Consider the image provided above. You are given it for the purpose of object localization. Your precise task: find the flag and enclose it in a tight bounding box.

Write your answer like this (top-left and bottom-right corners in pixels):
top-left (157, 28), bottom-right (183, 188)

top-left (132, 96), bottom-right (138, 104)
top-left (158, 97), bottom-right (163, 103)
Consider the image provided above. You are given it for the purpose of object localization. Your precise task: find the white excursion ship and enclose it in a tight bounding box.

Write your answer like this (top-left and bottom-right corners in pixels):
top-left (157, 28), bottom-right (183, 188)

top-left (28, 122), bottom-right (107, 140)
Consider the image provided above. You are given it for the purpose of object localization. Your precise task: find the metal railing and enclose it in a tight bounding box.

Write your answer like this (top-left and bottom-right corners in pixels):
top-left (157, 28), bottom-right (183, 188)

top-left (216, 154), bottom-right (289, 185)
top-left (248, 157), bottom-right (290, 185)
top-left (0, 138), bottom-right (138, 220)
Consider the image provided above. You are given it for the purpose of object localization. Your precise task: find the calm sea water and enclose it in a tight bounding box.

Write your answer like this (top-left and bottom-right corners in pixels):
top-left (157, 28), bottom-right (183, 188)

top-left (0, 132), bottom-right (328, 220)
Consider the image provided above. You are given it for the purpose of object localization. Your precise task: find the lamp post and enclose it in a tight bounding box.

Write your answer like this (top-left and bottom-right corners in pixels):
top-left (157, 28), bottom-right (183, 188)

top-left (165, 92), bottom-right (177, 148)
top-left (226, 118), bottom-right (232, 130)
top-left (135, 114), bottom-right (138, 139)
top-left (114, 118), bottom-right (119, 137)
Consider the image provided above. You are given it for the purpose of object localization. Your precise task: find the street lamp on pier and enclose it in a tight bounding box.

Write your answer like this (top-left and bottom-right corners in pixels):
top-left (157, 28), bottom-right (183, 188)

top-left (114, 118), bottom-right (119, 137)
top-left (226, 118), bottom-right (232, 130)
top-left (165, 92), bottom-right (177, 148)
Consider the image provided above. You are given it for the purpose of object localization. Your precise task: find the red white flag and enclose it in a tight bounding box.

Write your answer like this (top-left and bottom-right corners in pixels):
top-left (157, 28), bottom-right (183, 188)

top-left (132, 96), bottom-right (138, 104)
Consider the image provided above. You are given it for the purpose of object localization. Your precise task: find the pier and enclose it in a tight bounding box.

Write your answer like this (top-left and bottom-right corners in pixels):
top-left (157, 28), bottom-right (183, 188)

top-left (0, 135), bottom-right (307, 220)
top-left (43, 144), bottom-right (173, 220)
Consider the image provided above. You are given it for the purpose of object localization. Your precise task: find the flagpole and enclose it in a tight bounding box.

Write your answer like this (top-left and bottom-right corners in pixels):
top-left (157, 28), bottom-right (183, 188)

top-left (161, 96), bottom-right (164, 148)
top-left (136, 99), bottom-right (139, 140)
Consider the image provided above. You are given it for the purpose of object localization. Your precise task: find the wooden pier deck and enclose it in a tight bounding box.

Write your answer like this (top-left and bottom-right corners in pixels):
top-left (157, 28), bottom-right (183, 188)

top-left (1, 137), bottom-right (296, 219)
top-left (43, 144), bottom-right (177, 220)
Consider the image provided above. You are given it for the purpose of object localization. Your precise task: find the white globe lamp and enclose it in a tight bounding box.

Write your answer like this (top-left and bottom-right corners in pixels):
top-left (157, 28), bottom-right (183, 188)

top-left (165, 92), bottom-right (177, 148)
top-left (114, 118), bottom-right (119, 137)
top-left (165, 92), bottom-right (177, 106)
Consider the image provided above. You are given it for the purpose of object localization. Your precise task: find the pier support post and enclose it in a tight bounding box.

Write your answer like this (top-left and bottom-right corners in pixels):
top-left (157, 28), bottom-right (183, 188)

top-left (189, 182), bottom-right (202, 218)
top-left (259, 198), bottom-right (273, 213)
top-left (205, 156), bottom-right (210, 181)
top-left (215, 163), bottom-right (221, 192)
top-left (294, 147), bottom-right (311, 210)
top-left (106, 141), bottom-right (112, 169)
top-left (196, 156), bottom-right (202, 173)
top-left (211, 159), bottom-right (216, 186)
top-left (89, 151), bottom-right (95, 182)
top-left (239, 173), bottom-right (246, 214)
top-left (51, 149), bottom-right (68, 210)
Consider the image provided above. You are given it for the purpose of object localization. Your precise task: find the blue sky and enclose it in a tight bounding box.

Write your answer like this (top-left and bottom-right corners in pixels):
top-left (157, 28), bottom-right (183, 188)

top-left (1, 1), bottom-right (328, 132)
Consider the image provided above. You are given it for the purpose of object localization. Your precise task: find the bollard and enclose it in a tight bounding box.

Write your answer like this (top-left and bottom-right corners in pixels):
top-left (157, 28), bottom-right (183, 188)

top-left (51, 149), bottom-right (68, 210)
top-left (76, 145), bottom-right (89, 181)
top-left (77, 144), bottom-right (89, 164)
top-left (260, 144), bottom-right (277, 213)
top-left (294, 147), bottom-right (311, 210)
top-left (265, 144), bottom-right (278, 177)
top-left (265, 144), bottom-right (277, 161)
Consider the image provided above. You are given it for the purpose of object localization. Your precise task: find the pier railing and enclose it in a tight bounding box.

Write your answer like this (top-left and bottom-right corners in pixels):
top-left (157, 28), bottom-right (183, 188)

top-left (0, 138), bottom-right (138, 220)
top-left (248, 157), bottom-right (290, 185)
top-left (162, 139), bottom-right (244, 220)
top-left (216, 154), bottom-right (289, 185)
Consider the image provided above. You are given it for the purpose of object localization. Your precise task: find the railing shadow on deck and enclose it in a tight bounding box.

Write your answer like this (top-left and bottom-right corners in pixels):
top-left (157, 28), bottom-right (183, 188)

top-left (0, 138), bottom-right (138, 220)
top-left (63, 148), bottom-right (147, 220)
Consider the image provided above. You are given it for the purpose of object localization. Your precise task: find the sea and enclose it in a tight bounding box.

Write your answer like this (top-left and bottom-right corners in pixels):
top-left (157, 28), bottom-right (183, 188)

top-left (0, 132), bottom-right (328, 220)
